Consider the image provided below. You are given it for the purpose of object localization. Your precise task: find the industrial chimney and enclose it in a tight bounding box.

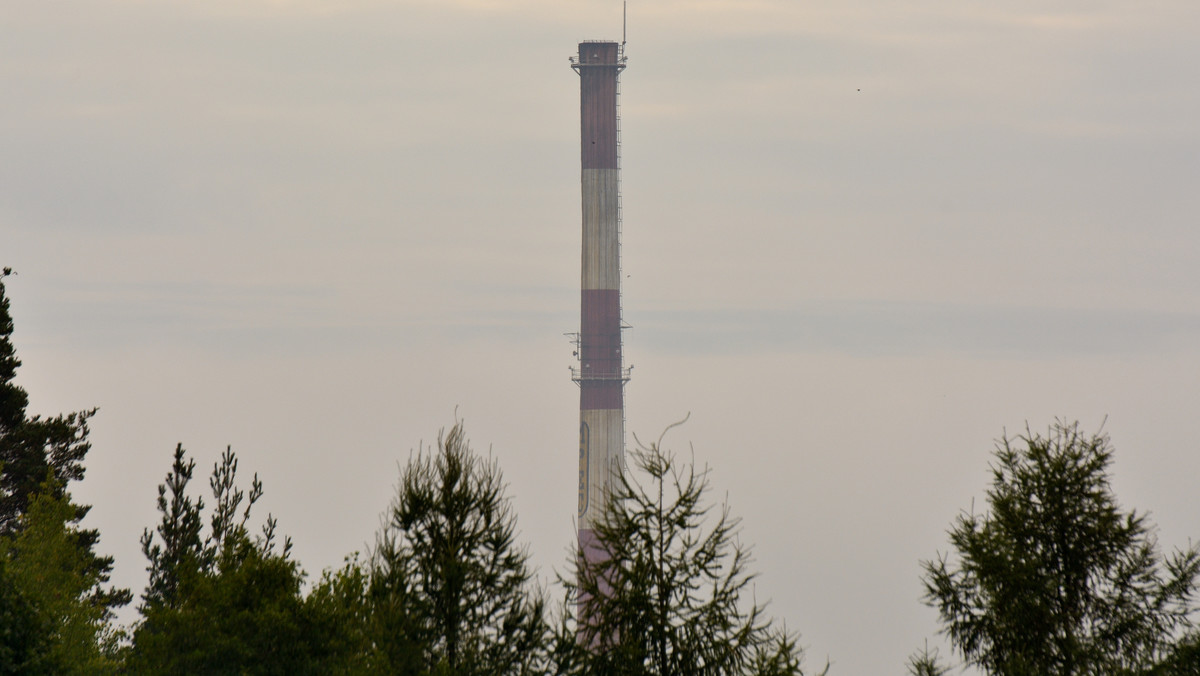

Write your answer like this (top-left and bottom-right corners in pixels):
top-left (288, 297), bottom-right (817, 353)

top-left (569, 38), bottom-right (628, 609)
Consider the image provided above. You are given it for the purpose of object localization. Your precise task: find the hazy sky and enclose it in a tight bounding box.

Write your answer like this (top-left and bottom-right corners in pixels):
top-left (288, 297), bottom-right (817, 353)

top-left (5, 1), bottom-right (1200, 672)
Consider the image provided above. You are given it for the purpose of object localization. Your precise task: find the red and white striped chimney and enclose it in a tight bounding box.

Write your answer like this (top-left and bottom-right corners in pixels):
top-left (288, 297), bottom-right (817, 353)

top-left (571, 39), bottom-right (628, 604)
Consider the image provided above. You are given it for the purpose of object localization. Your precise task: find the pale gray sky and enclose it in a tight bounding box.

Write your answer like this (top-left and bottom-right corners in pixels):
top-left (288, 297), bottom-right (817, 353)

top-left (4, 1), bottom-right (1200, 672)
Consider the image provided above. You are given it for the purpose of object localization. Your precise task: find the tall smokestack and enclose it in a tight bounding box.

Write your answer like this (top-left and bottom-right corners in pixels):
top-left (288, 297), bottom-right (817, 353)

top-left (570, 39), bottom-right (627, 612)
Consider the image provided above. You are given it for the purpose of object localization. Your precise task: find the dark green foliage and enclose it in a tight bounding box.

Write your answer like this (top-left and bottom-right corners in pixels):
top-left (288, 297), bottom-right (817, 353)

top-left (366, 543), bottom-right (427, 673)
top-left (558, 418), bottom-right (824, 676)
top-left (369, 420), bottom-right (548, 676)
top-left (0, 526), bottom-right (51, 675)
top-left (0, 476), bottom-right (122, 674)
top-left (0, 271), bottom-right (130, 616)
top-left (921, 420), bottom-right (1200, 675)
top-left (130, 444), bottom-right (361, 674)
top-left (750, 627), bottom-right (820, 676)
top-left (1148, 633), bottom-right (1200, 675)
top-left (0, 271), bottom-right (86, 529)
top-left (139, 443), bottom-right (205, 610)
top-left (305, 554), bottom-right (378, 674)
top-left (132, 534), bottom-right (324, 675)
top-left (0, 269), bottom-right (27, 436)
top-left (0, 409), bottom-right (92, 532)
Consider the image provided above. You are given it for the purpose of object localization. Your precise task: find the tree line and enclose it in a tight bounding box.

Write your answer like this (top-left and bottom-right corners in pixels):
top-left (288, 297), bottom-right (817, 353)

top-left (2, 270), bottom-right (1198, 675)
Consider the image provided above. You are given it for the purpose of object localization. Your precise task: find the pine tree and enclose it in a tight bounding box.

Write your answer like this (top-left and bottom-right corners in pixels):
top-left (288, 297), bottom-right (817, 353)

top-left (138, 444), bottom-right (206, 611)
top-left (130, 444), bottom-right (362, 675)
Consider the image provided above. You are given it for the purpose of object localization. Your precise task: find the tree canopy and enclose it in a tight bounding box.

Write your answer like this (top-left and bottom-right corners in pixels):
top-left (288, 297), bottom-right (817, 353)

top-left (16, 272), bottom-right (1200, 675)
top-left (0, 476), bottom-right (121, 674)
top-left (921, 420), bottom-right (1200, 675)
top-left (129, 444), bottom-right (358, 674)
top-left (0, 271), bottom-right (128, 670)
top-left (558, 418), bottom-right (825, 676)
top-left (368, 420), bottom-right (549, 676)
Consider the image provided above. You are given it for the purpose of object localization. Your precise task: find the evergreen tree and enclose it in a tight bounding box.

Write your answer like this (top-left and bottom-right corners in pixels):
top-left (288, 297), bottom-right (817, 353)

top-left (138, 444), bottom-right (206, 611)
top-left (369, 420), bottom-right (548, 676)
top-left (0, 269), bottom-right (85, 529)
top-left (131, 444), bottom-right (360, 674)
top-left (921, 420), bottom-right (1200, 675)
top-left (1148, 633), bottom-right (1200, 675)
top-left (0, 517), bottom-right (50, 675)
top-left (905, 644), bottom-right (951, 676)
top-left (0, 475), bottom-right (122, 674)
top-left (305, 553), bottom-right (378, 674)
top-left (558, 417), bottom-right (825, 676)
top-left (0, 270), bottom-right (130, 616)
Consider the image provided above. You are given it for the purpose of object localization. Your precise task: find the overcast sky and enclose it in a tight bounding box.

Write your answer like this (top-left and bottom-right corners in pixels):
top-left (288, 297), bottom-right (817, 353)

top-left (5, 0), bottom-right (1200, 672)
